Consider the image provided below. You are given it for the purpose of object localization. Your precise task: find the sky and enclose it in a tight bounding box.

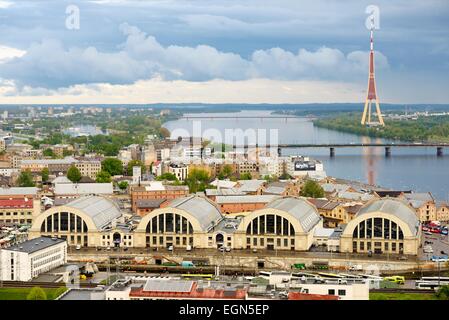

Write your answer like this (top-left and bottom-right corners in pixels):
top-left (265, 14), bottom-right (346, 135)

top-left (0, 0), bottom-right (448, 104)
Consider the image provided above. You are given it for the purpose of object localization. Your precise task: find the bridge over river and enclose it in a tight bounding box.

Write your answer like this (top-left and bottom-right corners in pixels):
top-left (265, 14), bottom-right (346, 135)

top-left (231, 143), bottom-right (449, 157)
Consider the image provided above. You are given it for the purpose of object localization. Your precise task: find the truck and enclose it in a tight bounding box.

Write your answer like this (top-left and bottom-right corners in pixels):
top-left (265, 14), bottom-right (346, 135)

top-left (349, 264), bottom-right (363, 271)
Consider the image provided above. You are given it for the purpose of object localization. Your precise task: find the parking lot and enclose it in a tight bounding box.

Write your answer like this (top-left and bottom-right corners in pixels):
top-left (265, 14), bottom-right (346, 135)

top-left (419, 228), bottom-right (449, 261)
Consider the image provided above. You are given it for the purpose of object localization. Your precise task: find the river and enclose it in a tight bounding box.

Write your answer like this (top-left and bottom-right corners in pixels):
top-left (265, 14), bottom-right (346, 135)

top-left (163, 110), bottom-right (449, 201)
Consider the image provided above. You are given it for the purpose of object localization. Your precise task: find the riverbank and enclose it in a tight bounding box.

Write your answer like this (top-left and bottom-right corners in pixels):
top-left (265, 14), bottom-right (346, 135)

top-left (313, 113), bottom-right (449, 143)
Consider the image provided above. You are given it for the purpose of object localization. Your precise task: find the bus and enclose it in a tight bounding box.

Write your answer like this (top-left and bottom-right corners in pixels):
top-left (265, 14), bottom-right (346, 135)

top-left (181, 274), bottom-right (214, 280)
top-left (415, 280), bottom-right (449, 289)
top-left (421, 276), bottom-right (449, 282)
top-left (258, 271), bottom-right (271, 277)
top-left (292, 272), bottom-right (324, 283)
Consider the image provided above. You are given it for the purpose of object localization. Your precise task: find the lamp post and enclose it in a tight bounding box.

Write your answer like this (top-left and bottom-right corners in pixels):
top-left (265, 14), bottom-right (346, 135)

top-left (438, 259), bottom-right (441, 288)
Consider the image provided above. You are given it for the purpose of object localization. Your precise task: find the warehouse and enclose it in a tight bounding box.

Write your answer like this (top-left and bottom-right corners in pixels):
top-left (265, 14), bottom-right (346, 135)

top-left (29, 196), bottom-right (122, 247)
top-left (339, 198), bottom-right (421, 255)
top-left (134, 195), bottom-right (224, 249)
top-left (233, 196), bottom-right (323, 251)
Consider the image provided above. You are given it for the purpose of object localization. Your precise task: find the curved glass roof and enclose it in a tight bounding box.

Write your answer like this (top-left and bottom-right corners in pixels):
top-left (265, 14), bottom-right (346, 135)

top-left (265, 197), bottom-right (321, 232)
top-left (357, 198), bottom-right (420, 236)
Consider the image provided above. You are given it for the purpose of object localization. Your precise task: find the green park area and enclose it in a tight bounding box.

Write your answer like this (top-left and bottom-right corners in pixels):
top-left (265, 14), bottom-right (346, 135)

top-left (0, 287), bottom-right (67, 300)
top-left (370, 292), bottom-right (439, 300)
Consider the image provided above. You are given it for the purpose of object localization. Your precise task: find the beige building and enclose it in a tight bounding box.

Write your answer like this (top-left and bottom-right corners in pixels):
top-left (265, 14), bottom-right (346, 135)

top-left (437, 202), bottom-right (449, 222)
top-left (340, 199), bottom-right (421, 255)
top-left (0, 198), bottom-right (41, 225)
top-left (75, 160), bottom-right (102, 180)
top-left (401, 192), bottom-right (437, 222)
top-left (29, 196), bottom-right (123, 247)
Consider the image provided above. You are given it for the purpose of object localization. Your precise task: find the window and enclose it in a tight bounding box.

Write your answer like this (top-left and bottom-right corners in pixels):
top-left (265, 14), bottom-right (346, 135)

top-left (374, 218), bottom-right (382, 238)
top-left (328, 289), bottom-right (335, 295)
top-left (338, 290), bottom-right (346, 296)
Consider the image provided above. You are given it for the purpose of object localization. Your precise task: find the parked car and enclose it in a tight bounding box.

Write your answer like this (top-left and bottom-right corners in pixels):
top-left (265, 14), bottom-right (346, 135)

top-left (75, 245), bottom-right (81, 250)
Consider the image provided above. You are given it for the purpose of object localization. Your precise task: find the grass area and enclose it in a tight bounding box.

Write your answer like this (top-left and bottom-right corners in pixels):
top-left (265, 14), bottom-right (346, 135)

top-left (370, 292), bottom-right (439, 300)
top-left (0, 287), bottom-right (67, 300)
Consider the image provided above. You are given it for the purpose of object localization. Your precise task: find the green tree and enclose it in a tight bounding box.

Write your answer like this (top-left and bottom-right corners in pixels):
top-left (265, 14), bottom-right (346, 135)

top-left (17, 170), bottom-right (35, 187)
top-left (27, 287), bottom-right (47, 300)
top-left (118, 181), bottom-right (129, 190)
top-left (101, 158), bottom-right (124, 176)
top-left (300, 180), bottom-right (325, 198)
top-left (67, 165), bottom-right (82, 183)
top-left (185, 168), bottom-right (210, 193)
top-left (239, 172), bottom-right (252, 180)
top-left (156, 172), bottom-right (178, 181)
top-left (43, 148), bottom-right (55, 158)
top-left (41, 168), bottom-right (49, 183)
top-left (218, 164), bottom-right (234, 180)
top-left (436, 285), bottom-right (449, 300)
top-left (96, 170), bottom-right (112, 183)
top-left (279, 172), bottom-right (292, 180)
top-left (127, 160), bottom-right (145, 176)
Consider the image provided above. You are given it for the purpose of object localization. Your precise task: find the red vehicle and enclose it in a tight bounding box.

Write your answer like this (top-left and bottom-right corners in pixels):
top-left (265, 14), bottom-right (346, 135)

top-left (430, 227), bottom-right (441, 234)
top-left (422, 226), bottom-right (430, 232)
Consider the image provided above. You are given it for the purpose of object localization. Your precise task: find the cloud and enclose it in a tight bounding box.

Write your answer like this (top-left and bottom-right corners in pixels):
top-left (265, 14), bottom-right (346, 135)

top-left (0, 45), bottom-right (26, 63)
top-left (0, 23), bottom-right (387, 89)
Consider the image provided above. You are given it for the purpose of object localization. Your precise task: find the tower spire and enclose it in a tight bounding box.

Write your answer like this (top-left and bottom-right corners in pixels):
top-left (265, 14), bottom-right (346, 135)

top-left (361, 19), bottom-right (384, 127)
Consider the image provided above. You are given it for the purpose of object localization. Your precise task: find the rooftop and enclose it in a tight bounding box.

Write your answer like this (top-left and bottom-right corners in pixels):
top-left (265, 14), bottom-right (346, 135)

top-left (265, 197), bottom-right (321, 232)
top-left (215, 195), bottom-right (280, 204)
top-left (357, 198), bottom-right (420, 236)
top-left (64, 196), bottom-right (122, 229)
top-left (136, 199), bottom-right (167, 209)
top-left (167, 195), bottom-right (223, 231)
top-left (54, 183), bottom-right (113, 195)
top-left (0, 198), bottom-right (33, 209)
top-left (5, 236), bottom-right (65, 254)
top-left (0, 187), bottom-right (37, 196)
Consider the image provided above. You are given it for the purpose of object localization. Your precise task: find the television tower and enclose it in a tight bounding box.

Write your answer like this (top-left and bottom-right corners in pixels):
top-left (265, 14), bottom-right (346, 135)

top-left (361, 18), bottom-right (385, 126)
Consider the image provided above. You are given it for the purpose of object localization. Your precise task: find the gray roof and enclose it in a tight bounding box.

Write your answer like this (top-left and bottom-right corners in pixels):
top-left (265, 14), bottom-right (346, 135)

top-left (168, 195), bottom-right (223, 231)
top-left (143, 279), bottom-right (194, 293)
top-left (263, 182), bottom-right (288, 195)
top-left (235, 180), bottom-right (266, 192)
top-left (205, 188), bottom-right (246, 196)
top-left (64, 196), bottom-right (122, 229)
top-left (5, 236), bottom-right (65, 254)
top-left (215, 195), bottom-right (280, 204)
top-left (214, 217), bottom-right (242, 234)
top-left (0, 187), bottom-right (37, 196)
top-left (357, 198), bottom-right (420, 236)
top-left (136, 199), bottom-right (167, 208)
top-left (265, 197), bottom-right (321, 232)
top-left (404, 192), bottom-right (434, 202)
top-left (54, 183), bottom-right (113, 195)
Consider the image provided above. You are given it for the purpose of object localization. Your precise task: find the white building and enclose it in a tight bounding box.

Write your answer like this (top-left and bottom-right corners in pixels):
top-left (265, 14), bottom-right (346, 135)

top-left (286, 156), bottom-right (325, 178)
top-left (299, 282), bottom-right (369, 300)
top-left (0, 237), bottom-right (67, 281)
top-left (168, 163), bottom-right (188, 181)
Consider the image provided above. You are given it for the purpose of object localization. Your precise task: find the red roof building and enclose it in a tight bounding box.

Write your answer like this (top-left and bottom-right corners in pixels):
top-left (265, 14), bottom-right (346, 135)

top-left (129, 280), bottom-right (247, 300)
top-left (288, 292), bottom-right (339, 300)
